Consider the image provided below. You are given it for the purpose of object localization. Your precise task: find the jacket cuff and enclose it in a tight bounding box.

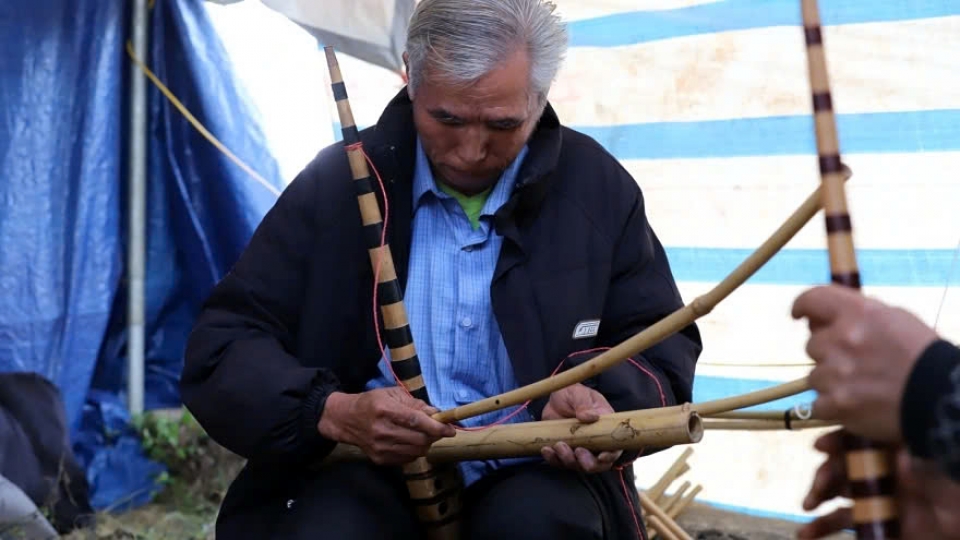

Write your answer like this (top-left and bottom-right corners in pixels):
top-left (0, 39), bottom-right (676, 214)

top-left (299, 369), bottom-right (342, 458)
top-left (901, 339), bottom-right (958, 459)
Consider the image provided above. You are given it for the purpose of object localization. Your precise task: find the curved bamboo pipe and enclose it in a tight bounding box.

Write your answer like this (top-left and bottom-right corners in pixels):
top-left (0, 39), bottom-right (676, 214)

top-left (323, 46), bottom-right (462, 540)
top-left (322, 406), bottom-right (702, 464)
top-left (433, 169), bottom-right (850, 425)
top-left (800, 2), bottom-right (899, 537)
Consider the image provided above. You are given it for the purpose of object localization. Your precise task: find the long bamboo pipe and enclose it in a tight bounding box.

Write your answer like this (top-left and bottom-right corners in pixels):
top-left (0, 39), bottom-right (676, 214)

top-left (433, 166), bottom-right (851, 425)
top-left (320, 405), bottom-right (702, 464)
top-left (800, 2), bottom-right (899, 537)
top-left (323, 46), bottom-right (462, 540)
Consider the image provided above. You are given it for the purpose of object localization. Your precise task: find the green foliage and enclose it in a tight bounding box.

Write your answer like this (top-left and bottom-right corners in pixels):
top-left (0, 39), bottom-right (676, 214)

top-left (131, 408), bottom-right (205, 469)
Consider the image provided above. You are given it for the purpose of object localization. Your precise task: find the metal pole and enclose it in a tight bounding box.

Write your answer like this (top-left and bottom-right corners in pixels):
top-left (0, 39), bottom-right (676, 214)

top-left (127, 0), bottom-right (149, 416)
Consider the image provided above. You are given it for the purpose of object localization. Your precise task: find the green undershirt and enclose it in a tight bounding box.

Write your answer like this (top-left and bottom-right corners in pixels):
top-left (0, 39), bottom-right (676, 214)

top-left (437, 181), bottom-right (491, 230)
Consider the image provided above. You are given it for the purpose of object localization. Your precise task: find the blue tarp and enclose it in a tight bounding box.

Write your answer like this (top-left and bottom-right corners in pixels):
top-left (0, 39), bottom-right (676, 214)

top-left (0, 0), bottom-right (284, 510)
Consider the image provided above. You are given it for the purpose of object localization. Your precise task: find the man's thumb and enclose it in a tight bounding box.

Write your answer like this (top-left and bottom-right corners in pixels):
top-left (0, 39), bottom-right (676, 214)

top-left (575, 403), bottom-right (601, 423)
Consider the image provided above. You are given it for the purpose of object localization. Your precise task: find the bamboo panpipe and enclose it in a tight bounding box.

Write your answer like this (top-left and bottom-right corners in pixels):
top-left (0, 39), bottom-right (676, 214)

top-left (800, 3), bottom-right (899, 538)
top-left (323, 46), bottom-right (462, 539)
top-left (321, 405), bottom-right (702, 464)
top-left (433, 166), bottom-right (851, 425)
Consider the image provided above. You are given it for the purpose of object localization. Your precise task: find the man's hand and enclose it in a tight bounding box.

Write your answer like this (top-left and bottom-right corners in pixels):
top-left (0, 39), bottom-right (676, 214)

top-left (798, 430), bottom-right (960, 539)
top-left (791, 285), bottom-right (939, 442)
top-left (317, 387), bottom-right (455, 465)
top-left (540, 383), bottom-right (622, 473)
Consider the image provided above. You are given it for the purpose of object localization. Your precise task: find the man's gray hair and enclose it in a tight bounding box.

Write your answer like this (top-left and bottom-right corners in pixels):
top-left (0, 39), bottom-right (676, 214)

top-left (405, 0), bottom-right (568, 109)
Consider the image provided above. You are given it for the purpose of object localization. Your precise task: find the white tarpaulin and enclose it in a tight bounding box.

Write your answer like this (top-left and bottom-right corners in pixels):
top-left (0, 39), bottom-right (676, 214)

top-left (229, 0), bottom-right (416, 72)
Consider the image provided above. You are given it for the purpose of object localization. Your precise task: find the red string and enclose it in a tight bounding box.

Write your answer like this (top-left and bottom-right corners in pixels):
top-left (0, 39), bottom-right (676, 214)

top-left (353, 141), bottom-right (663, 539)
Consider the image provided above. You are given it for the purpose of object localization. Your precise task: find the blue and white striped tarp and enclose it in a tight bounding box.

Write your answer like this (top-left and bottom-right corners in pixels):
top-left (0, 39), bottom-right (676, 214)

top-left (208, 0), bottom-right (960, 523)
top-left (547, 0), bottom-right (960, 521)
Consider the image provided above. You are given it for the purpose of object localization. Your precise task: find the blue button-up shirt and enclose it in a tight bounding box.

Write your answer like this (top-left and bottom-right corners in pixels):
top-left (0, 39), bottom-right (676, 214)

top-left (366, 138), bottom-right (537, 485)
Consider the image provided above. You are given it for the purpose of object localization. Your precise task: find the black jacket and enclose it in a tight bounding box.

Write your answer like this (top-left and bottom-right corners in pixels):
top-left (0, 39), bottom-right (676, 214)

top-left (902, 338), bottom-right (960, 482)
top-left (180, 90), bottom-right (703, 538)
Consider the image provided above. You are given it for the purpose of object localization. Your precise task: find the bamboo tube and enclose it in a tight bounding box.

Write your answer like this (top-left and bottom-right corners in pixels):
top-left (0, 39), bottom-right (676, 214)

top-left (708, 410), bottom-right (812, 421)
top-left (703, 419), bottom-right (836, 431)
top-left (691, 378), bottom-right (811, 417)
top-left (662, 481), bottom-right (691, 514)
top-left (640, 491), bottom-right (693, 540)
top-left (671, 485), bottom-right (703, 518)
top-left (323, 46), bottom-right (462, 540)
top-left (647, 515), bottom-right (682, 540)
top-left (321, 406), bottom-right (702, 465)
top-left (801, 2), bottom-right (898, 538)
top-left (433, 166), bottom-right (851, 425)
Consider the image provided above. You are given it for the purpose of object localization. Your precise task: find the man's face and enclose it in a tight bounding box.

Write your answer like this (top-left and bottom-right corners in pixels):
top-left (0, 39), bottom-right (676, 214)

top-left (409, 49), bottom-right (539, 195)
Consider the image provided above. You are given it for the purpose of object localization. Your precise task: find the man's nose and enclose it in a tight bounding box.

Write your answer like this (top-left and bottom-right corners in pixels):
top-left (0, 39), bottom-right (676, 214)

top-left (455, 128), bottom-right (487, 164)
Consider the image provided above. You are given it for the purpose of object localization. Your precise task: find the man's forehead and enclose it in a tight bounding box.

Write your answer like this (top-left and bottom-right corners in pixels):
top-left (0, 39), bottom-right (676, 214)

top-left (429, 101), bottom-right (528, 121)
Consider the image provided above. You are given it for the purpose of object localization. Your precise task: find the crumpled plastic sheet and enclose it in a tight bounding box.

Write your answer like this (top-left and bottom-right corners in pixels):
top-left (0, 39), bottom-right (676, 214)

top-left (0, 0), bottom-right (283, 511)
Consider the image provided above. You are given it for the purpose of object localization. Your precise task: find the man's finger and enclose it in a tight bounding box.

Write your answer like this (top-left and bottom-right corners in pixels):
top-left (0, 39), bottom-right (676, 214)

top-left (797, 507), bottom-right (852, 539)
top-left (554, 442), bottom-right (578, 469)
top-left (548, 390), bottom-right (578, 419)
top-left (541, 446), bottom-right (560, 467)
top-left (813, 430), bottom-right (846, 454)
top-left (803, 455), bottom-right (847, 511)
top-left (791, 285), bottom-right (850, 326)
top-left (401, 410), bottom-right (456, 438)
top-left (810, 395), bottom-right (839, 422)
top-left (574, 447), bottom-right (598, 471)
top-left (575, 404), bottom-right (601, 423)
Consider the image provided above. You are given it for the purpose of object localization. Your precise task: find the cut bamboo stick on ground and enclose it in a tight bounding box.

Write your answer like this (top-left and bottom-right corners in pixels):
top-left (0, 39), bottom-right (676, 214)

top-left (662, 481), bottom-right (691, 514)
top-left (648, 447), bottom-right (693, 503)
top-left (640, 491), bottom-right (693, 540)
top-left (649, 484), bottom-right (703, 540)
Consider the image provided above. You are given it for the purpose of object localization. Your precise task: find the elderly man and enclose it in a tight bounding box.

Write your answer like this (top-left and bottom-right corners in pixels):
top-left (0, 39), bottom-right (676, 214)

top-left (180, 0), bottom-right (702, 538)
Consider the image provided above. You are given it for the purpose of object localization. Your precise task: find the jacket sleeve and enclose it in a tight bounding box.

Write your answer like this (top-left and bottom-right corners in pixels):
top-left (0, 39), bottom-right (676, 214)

top-left (901, 338), bottom-right (960, 482)
top-left (179, 168), bottom-right (341, 466)
top-left (563, 183), bottom-right (703, 461)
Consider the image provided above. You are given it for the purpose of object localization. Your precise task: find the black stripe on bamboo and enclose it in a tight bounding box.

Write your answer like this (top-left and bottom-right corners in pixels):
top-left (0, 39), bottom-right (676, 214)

top-left (323, 45), bottom-right (463, 539)
top-left (800, 2), bottom-right (899, 538)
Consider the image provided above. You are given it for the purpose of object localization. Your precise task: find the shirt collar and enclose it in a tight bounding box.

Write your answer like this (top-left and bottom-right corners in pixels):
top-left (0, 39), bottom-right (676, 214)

top-left (412, 137), bottom-right (530, 217)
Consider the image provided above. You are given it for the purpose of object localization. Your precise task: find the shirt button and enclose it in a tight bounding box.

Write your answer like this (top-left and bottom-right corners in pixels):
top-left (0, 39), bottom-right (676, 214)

top-left (463, 245), bottom-right (474, 252)
top-left (457, 390), bottom-right (469, 401)
top-left (461, 317), bottom-right (472, 328)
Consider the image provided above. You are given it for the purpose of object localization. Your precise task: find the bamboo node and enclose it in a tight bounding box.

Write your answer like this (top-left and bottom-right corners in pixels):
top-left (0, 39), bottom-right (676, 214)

top-left (689, 296), bottom-right (713, 317)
